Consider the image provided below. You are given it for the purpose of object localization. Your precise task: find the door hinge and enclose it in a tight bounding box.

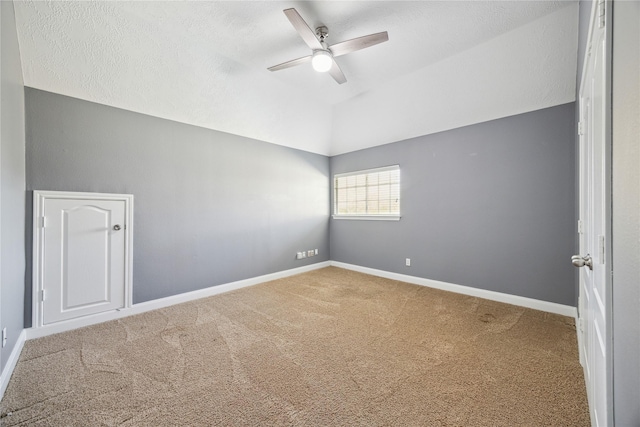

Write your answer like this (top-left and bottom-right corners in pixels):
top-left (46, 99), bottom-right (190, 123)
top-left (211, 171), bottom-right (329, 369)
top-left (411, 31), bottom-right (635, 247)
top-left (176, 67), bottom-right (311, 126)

top-left (578, 220), bottom-right (584, 234)
top-left (40, 216), bottom-right (46, 228)
top-left (578, 121), bottom-right (584, 136)
top-left (598, 0), bottom-right (605, 28)
top-left (41, 289), bottom-right (46, 302)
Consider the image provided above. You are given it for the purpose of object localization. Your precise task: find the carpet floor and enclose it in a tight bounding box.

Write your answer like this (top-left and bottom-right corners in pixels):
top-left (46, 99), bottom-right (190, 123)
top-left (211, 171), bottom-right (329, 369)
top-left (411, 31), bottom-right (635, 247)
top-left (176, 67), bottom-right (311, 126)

top-left (1, 267), bottom-right (589, 426)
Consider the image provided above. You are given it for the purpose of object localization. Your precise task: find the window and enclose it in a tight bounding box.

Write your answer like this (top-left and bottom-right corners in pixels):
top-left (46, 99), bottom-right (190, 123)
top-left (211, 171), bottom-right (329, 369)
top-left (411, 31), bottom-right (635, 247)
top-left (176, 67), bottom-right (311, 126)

top-left (333, 165), bottom-right (400, 220)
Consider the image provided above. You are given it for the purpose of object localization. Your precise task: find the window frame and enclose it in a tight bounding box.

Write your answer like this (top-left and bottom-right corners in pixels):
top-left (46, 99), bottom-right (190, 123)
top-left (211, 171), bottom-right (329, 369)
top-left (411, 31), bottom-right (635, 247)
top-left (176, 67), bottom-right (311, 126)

top-left (332, 165), bottom-right (401, 221)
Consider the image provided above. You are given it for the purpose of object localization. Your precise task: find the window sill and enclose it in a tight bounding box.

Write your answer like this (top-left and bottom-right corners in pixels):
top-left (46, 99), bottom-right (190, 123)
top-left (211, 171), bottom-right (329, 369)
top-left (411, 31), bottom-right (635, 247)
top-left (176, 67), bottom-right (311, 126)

top-left (332, 215), bottom-right (401, 221)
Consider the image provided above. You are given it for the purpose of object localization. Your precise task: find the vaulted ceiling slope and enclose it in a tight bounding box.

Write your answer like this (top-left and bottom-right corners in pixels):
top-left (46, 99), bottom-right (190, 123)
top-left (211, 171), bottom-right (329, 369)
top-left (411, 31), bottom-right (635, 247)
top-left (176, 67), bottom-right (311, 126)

top-left (13, 1), bottom-right (578, 156)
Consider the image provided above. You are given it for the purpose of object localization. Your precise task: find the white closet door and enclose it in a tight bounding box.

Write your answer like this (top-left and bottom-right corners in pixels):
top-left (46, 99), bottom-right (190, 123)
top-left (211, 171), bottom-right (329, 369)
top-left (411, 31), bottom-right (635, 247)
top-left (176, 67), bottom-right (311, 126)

top-left (40, 196), bottom-right (128, 324)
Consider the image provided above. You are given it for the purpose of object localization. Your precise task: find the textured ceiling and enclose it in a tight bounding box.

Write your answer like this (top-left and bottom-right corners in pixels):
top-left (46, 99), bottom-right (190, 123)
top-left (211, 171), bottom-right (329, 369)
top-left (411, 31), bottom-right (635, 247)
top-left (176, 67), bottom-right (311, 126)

top-left (13, 1), bottom-right (579, 156)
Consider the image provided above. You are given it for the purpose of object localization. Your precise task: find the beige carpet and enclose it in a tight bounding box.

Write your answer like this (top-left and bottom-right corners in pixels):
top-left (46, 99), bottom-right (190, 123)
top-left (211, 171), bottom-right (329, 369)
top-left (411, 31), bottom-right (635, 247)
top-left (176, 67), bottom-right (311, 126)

top-left (1, 267), bottom-right (589, 426)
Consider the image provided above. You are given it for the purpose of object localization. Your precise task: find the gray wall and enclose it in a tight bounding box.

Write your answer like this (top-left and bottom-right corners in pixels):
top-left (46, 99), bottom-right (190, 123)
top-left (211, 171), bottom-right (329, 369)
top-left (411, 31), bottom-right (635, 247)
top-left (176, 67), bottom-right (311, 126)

top-left (330, 103), bottom-right (576, 306)
top-left (1, 0), bottom-right (26, 372)
top-left (25, 89), bottom-right (329, 321)
top-left (612, 1), bottom-right (640, 424)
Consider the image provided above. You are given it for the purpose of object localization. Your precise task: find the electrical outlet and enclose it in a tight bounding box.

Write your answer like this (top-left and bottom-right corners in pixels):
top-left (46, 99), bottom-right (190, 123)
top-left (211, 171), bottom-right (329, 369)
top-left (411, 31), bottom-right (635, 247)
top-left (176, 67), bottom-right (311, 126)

top-left (2, 328), bottom-right (6, 348)
top-left (405, 258), bottom-right (411, 267)
top-left (307, 250), bottom-right (314, 257)
top-left (296, 252), bottom-right (306, 260)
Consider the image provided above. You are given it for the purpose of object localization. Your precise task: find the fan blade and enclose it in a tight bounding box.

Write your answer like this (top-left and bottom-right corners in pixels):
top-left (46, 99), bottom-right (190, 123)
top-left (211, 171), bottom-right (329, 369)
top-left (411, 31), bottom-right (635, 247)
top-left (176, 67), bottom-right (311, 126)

top-left (283, 8), bottom-right (323, 50)
top-left (268, 55), bottom-right (312, 72)
top-left (329, 31), bottom-right (389, 57)
top-left (328, 58), bottom-right (347, 84)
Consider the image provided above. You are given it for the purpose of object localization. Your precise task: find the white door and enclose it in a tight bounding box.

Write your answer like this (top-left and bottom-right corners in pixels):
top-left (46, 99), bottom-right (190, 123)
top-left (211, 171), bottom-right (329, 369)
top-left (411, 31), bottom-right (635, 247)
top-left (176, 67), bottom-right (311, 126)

top-left (35, 192), bottom-right (133, 325)
top-left (576, 2), bottom-right (610, 426)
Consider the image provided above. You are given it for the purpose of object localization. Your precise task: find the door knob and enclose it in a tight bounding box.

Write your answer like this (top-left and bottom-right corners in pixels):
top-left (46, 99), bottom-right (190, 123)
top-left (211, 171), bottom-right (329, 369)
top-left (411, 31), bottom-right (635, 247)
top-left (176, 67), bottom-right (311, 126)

top-left (572, 254), bottom-right (593, 270)
top-left (113, 224), bottom-right (121, 231)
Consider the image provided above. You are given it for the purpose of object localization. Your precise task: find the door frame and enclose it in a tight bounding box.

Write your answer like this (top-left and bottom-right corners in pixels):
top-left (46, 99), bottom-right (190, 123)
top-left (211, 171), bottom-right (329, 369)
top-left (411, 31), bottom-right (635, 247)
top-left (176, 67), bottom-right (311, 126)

top-left (32, 190), bottom-right (134, 329)
top-left (577, 0), bottom-right (613, 425)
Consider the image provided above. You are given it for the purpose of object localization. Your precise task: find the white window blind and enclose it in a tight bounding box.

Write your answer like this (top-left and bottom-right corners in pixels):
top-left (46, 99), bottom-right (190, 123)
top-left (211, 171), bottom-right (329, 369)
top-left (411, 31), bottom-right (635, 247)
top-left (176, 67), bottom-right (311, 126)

top-left (333, 165), bottom-right (400, 219)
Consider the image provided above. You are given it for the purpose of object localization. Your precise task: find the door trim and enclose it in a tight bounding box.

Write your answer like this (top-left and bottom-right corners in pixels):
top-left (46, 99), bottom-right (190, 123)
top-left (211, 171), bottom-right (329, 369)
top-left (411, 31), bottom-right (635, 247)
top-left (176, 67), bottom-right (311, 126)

top-left (32, 190), bottom-right (134, 329)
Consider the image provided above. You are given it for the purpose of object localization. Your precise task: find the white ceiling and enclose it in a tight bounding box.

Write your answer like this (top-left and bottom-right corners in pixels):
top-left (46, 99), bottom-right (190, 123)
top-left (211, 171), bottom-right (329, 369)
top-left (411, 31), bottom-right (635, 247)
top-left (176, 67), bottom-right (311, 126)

top-left (13, 1), bottom-right (579, 156)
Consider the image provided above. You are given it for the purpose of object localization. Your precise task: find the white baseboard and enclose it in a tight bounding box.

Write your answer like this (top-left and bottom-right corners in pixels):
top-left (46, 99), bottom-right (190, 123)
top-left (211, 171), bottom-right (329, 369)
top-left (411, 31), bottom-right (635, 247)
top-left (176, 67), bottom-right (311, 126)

top-left (26, 261), bottom-right (331, 340)
top-left (24, 259), bottom-right (576, 339)
top-left (331, 261), bottom-right (577, 318)
top-left (0, 329), bottom-right (27, 400)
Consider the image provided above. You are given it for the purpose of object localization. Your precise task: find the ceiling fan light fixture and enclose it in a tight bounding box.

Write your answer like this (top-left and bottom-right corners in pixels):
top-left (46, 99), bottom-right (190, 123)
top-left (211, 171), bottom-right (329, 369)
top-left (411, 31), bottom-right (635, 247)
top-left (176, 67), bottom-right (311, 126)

top-left (311, 50), bottom-right (333, 73)
top-left (267, 8), bottom-right (388, 84)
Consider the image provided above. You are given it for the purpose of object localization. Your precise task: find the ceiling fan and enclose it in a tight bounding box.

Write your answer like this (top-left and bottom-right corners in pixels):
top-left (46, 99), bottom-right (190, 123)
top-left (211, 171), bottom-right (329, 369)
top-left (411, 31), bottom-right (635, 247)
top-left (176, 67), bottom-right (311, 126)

top-left (267, 8), bottom-right (389, 84)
